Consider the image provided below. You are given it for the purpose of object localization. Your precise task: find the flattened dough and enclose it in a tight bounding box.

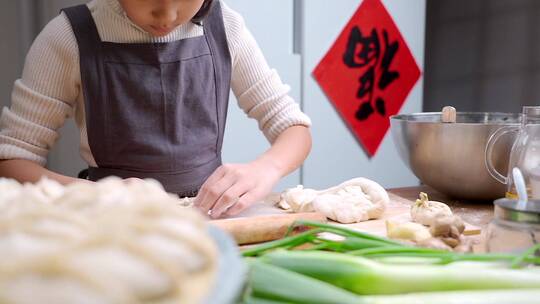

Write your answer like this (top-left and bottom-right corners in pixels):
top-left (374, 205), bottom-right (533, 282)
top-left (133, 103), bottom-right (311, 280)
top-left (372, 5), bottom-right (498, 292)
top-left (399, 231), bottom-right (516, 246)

top-left (277, 177), bottom-right (388, 223)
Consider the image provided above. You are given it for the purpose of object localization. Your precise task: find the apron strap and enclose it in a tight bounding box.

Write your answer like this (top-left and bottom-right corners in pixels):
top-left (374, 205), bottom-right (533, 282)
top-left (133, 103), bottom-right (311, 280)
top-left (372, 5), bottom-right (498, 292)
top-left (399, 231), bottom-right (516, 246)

top-left (61, 5), bottom-right (102, 51)
top-left (62, 5), bottom-right (107, 166)
top-left (203, 0), bottom-right (232, 152)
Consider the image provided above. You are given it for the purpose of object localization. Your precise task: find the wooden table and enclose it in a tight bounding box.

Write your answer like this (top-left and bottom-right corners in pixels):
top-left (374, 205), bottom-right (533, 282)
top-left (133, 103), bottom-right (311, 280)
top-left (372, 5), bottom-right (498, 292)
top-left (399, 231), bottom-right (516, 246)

top-left (389, 185), bottom-right (495, 230)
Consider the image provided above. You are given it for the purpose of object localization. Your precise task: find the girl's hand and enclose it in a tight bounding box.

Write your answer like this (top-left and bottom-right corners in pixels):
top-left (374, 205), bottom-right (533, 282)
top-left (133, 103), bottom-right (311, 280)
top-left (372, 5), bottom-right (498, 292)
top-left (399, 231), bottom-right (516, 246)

top-left (193, 159), bottom-right (282, 219)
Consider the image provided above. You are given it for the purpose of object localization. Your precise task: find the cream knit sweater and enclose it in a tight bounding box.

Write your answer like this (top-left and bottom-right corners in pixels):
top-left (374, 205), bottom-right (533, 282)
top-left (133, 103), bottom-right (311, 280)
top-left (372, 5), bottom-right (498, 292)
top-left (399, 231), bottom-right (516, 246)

top-left (0, 0), bottom-right (310, 167)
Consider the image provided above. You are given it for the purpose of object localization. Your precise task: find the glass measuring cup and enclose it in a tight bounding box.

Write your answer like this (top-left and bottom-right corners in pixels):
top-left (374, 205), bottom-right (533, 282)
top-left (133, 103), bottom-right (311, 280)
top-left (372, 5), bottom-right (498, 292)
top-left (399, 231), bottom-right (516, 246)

top-left (486, 106), bottom-right (540, 199)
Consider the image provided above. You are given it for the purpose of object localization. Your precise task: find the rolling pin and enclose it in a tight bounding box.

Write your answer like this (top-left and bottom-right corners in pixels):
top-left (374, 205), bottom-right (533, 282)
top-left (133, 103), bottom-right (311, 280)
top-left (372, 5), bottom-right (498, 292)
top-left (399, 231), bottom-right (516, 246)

top-left (211, 212), bottom-right (327, 245)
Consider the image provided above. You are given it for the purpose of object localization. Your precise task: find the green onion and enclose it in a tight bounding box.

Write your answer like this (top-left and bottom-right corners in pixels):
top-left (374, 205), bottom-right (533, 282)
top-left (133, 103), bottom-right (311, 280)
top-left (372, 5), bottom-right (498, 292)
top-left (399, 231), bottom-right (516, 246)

top-left (261, 250), bottom-right (540, 295)
top-left (351, 246), bottom-right (540, 265)
top-left (294, 220), bottom-right (401, 245)
top-left (368, 256), bottom-right (448, 265)
top-left (246, 259), bottom-right (365, 304)
top-left (319, 236), bottom-right (400, 251)
top-left (242, 294), bottom-right (294, 304)
top-left (364, 289), bottom-right (540, 304)
top-left (242, 228), bottom-right (323, 257)
top-left (511, 243), bottom-right (540, 268)
top-left (244, 259), bottom-right (540, 304)
top-left (243, 221), bottom-right (540, 303)
top-left (351, 246), bottom-right (447, 256)
top-left (243, 221), bottom-right (403, 257)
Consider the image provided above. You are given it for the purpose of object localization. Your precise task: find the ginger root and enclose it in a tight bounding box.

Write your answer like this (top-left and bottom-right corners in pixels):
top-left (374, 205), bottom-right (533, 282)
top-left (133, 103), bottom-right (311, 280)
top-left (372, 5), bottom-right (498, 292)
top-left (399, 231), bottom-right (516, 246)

top-left (429, 215), bottom-right (465, 248)
top-left (386, 221), bottom-right (432, 242)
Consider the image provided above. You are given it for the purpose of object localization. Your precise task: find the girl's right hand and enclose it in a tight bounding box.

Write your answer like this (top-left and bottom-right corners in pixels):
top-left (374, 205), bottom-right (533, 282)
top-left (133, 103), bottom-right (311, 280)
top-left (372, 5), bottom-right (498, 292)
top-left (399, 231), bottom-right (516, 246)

top-left (192, 158), bottom-right (282, 219)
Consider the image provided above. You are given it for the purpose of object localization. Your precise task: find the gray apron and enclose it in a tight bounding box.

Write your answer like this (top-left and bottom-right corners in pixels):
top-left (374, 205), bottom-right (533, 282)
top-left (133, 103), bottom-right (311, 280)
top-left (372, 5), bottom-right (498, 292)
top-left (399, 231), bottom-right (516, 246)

top-left (62, 1), bottom-right (231, 196)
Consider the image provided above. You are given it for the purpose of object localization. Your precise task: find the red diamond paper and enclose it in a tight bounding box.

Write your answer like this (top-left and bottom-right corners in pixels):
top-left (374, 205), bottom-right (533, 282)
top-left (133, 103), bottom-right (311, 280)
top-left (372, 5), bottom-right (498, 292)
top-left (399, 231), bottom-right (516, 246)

top-left (313, 0), bottom-right (421, 157)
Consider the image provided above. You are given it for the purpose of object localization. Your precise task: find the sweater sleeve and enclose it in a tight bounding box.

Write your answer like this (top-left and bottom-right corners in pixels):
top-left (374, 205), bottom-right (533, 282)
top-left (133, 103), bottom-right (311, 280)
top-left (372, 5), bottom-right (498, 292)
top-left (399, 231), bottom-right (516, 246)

top-left (0, 13), bottom-right (79, 166)
top-left (221, 2), bottom-right (311, 143)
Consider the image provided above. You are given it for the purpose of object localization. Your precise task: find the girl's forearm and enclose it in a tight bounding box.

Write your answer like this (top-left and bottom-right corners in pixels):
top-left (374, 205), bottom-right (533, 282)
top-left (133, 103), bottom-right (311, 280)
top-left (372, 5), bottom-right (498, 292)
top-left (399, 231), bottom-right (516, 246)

top-left (254, 125), bottom-right (312, 178)
top-left (0, 159), bottom-right (82, 185)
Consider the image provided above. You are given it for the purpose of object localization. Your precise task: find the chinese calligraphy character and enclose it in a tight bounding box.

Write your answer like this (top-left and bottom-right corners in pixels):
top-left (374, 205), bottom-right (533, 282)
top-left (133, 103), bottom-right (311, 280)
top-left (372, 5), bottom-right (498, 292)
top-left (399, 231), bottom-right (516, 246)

top-left (343, 27), bottom-right (380, 68)
top-left (343, 26), bottom-right (400, 121)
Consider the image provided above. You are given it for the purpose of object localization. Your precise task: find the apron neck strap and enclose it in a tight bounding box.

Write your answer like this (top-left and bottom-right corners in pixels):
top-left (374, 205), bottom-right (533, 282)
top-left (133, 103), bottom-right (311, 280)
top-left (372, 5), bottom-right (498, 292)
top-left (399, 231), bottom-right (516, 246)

top-left (62, 5), bottom-right (102, 50)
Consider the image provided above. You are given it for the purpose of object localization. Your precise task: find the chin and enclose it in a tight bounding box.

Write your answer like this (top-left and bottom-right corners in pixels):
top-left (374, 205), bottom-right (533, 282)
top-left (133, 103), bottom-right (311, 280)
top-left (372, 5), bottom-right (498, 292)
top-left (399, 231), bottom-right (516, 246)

top-left (145, 27), bottom-right (173, 37)
top-left (150, 30), bottom-right (172, 37)
top-left (151, 32), bottom-right (170, 37)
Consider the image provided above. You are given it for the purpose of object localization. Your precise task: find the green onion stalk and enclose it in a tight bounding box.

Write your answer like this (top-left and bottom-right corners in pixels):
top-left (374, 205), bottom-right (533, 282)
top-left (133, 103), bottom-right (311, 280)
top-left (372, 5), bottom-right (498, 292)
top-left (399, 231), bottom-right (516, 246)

top-left (261, 250), bottom-right (540, 295)
top-left (245, 258), bottom-right (540, 304)
top-left (241, 220), bottom-right (540, 303)
top-left (243, 221), bottom-right (540, 267)
top-left (242, 221), bottom-right (401, 257)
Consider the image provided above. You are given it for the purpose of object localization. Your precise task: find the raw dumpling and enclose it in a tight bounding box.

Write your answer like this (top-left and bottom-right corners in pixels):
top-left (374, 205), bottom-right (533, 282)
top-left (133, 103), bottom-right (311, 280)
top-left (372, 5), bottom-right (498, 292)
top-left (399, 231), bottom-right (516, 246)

top-left (0, 177), bottom-right (218, 304)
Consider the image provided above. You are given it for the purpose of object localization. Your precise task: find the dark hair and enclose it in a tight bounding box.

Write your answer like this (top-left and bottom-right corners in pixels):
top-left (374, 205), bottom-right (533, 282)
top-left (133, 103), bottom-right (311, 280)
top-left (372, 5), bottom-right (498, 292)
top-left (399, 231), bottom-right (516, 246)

top-left (191, 0), bottom-right (213, 25)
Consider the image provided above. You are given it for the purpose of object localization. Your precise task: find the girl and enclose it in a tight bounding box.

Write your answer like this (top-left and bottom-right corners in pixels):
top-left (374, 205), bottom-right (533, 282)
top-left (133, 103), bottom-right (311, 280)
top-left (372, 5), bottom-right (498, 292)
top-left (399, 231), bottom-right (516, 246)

top-left (0, 0), bottom-right (312, 218)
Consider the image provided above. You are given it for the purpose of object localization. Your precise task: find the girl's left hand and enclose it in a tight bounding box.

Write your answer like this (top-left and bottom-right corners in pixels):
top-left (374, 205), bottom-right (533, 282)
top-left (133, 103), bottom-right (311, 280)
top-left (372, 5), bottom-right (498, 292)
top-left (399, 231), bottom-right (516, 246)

top-left (193, 159), bottom-right (282, 219)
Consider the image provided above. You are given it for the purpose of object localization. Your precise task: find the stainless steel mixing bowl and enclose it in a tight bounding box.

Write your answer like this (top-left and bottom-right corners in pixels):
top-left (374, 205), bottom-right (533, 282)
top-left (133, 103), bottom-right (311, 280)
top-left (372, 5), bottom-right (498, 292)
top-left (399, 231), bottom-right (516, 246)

top-left (390, 112), bottom-right (521, 200)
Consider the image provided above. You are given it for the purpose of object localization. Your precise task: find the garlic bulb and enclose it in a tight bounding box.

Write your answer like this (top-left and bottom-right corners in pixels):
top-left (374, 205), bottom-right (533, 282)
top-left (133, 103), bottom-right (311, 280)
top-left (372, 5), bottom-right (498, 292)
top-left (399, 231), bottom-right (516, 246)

top-left (410, 192), bottom-right (453, 226)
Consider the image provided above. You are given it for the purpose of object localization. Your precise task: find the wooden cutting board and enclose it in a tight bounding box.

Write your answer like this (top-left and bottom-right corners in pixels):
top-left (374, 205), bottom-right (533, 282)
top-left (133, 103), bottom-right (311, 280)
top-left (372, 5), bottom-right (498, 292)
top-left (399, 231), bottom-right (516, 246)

top-left (211, 212), bottom-right (326, 245)
top-left (210, 192), bottom-right (481, 245)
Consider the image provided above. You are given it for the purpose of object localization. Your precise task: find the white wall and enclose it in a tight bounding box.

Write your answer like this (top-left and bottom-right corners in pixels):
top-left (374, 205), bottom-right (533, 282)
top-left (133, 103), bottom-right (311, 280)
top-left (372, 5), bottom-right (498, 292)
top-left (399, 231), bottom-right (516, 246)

top-left (301, 0), bottom-right (425, 189)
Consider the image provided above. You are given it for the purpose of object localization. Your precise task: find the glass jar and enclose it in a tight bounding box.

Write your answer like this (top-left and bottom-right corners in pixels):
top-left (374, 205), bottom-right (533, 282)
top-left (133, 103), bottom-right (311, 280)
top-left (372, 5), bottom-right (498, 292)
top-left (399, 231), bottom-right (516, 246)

top-left (485, 198), bottom-right (540, 253)
top-left (532, 166), bottom-right (540, 198)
